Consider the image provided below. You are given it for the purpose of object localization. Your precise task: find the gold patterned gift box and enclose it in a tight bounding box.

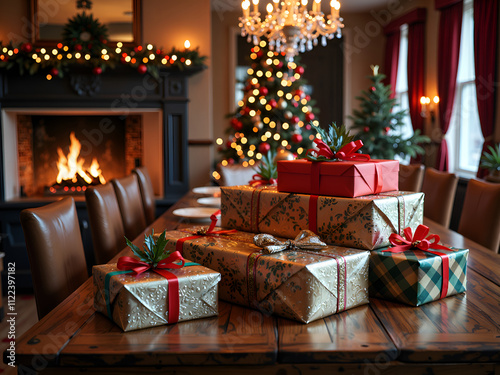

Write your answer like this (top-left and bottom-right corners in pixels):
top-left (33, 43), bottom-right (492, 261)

top-left (221, 185), bottom-right (424, 250)
top-left (93, 263), bottom-right (221, 331)
top-left (162, 229), bottom-right (370, 324)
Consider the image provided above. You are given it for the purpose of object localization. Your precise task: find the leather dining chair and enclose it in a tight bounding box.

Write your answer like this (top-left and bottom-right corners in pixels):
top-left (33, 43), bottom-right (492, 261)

top-left (458, 179), bottom-right (500, 253)
top-left (421, 168), bottom-right (458, 228)
top-left (20, 197), bottom-right (88, 319)
top-left (85, 183), bottom-right (126, 265)
top-left (133, 166), bottom-right (156, 225)
top-left (399, 164), bottom-right (425, 192)
top-left (111, 173), bottom-right (147, 240)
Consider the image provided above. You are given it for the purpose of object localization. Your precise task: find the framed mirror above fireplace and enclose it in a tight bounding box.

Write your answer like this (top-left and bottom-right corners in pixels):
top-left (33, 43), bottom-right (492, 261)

top-left (30, 0), bottom-right (142, 46)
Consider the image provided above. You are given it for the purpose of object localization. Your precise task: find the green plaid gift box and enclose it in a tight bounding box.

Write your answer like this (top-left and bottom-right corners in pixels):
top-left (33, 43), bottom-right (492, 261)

top-left (369, 247), bottom-right (468, 306)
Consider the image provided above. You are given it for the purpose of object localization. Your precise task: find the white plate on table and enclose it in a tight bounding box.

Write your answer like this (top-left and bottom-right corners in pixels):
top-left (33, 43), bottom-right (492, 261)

top-left (197, 197), bottom-right (221, 207)
top-left (172, 207), bottom-right (220, 222)
top-left (192, 186), bottom-right (221, 196)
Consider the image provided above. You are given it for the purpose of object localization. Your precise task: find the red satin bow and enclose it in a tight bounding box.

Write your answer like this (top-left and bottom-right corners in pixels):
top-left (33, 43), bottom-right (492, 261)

top-left (309, 139), bottom-right (371, 161)
top-left (249, 174), bottom-right (277, 187)
top-left (387, 225), bottom-right (450, 253)
top-left (385, 225), bottom-right (452, 299)
top-left (117, 250), bottom-right (186, 276)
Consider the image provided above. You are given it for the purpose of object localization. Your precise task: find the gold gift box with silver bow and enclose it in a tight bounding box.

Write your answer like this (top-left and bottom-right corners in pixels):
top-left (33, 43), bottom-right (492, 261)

top-left (164, 229), bottom-right (370, 323)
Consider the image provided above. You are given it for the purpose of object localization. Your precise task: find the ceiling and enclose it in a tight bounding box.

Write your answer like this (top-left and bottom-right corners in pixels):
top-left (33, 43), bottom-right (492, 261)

top-left (212, 0), bottom-right (391, 13)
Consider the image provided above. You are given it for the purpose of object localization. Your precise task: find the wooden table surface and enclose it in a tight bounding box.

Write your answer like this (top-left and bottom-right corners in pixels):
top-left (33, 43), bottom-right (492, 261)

top-left (10, 192), bottom-right (500, 374)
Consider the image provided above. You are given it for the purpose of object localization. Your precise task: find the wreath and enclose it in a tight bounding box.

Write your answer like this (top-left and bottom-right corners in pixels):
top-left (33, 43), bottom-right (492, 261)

top-left (62, 12), bottom-right (109, 56)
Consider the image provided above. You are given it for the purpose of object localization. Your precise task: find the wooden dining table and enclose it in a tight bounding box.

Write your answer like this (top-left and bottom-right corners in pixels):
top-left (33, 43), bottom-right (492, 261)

top-left (10, 191), bottom-right (500, 374)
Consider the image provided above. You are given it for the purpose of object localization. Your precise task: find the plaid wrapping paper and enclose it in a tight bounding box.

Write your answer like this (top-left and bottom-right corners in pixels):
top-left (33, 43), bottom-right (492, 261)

top-left (161, 229), bottom-right (370, 324)
top-left (369, 247), bottom-right (468, 306)
top-left (221, 185), bottom-right (424, 250)
top-left (93, 263), bottom-right (221, 331)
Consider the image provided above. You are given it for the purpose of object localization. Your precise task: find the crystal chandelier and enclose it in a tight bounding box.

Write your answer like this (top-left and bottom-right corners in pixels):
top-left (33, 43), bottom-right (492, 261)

top-left (239, 0), bottom-right (344, 61)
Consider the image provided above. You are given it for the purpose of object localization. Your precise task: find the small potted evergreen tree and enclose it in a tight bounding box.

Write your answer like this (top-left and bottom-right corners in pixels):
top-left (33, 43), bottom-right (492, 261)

top-left (480, 144), bottom-right (500, 183)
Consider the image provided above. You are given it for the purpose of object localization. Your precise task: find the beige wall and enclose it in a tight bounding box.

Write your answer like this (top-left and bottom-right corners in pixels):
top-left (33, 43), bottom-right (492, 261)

top-left (0, 0), bottom-right (213, 189)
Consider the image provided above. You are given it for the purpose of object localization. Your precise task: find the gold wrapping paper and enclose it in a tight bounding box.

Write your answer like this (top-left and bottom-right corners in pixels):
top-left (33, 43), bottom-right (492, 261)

top-left (93, 263), bottom-right (221, 331)
top-left (164, 230), bottom-right (369, 324)
top-left (221, 185), bottom-right (424, 250)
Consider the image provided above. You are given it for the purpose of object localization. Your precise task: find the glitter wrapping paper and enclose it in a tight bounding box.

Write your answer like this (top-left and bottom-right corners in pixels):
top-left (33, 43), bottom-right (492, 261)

top-left (163, 230), bottom-right (370, 323)
top-left (221, 185), bottom-right (424, 250)
top-left (93, 263), bottom-right (221, 331)
top-left (277, 159), bottom-right (399, 198)
top-left (369, 247), bottom-right (468, 306)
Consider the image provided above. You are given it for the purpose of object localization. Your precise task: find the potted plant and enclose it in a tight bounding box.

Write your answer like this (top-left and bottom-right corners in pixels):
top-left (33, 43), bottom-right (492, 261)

top-left (480, 143), bottom-right (500, 182)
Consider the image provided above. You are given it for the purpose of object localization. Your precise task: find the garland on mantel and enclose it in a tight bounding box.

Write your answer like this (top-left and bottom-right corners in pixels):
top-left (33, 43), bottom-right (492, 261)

top-left (0, 41), bottom-right (206, 81)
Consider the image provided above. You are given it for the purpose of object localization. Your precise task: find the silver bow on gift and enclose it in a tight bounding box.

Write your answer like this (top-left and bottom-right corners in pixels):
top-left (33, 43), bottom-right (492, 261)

top-left (254, 230), bottom-right (328, 254)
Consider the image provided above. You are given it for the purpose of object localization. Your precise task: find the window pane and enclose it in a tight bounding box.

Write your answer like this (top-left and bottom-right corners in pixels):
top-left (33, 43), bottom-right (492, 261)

top-left (457, 1), bottom-right (475, 83)
top-left (458, 83), bottom-right (484, 172)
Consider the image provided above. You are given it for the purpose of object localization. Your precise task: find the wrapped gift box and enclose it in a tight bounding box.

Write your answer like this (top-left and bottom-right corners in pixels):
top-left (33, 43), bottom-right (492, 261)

top-left (277, 159), bottom-right (399, 198)
top-left (221, 185), bottom-right (424, 250)
top-left (93, 263), bottom-right (221, 331)
top-left (369, 247), bottom-right (468, 306)
top-left (162, 229), bottom-right (370, 324)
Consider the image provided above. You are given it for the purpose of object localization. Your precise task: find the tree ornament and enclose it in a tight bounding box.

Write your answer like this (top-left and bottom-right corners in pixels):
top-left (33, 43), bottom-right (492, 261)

top-left (294, 89), bottom-right (303, 97)
top-left (370, 86), bottom-right (376, 92)
top-left (259, 142), bottom-right (271, 154)
top-left (231, 118), bottom-right (243, 131)
top-left (384, 127), bottom-right (390, 133)
top-left (225, 140), bottom-right (232, 149)
top-left (291, 133), bottom-right (303, 144)
top-left (137, 64), bottom-right (147, 74)
top-left (291, 115), bottom-right (300, 124)
top-left (21, 43), bottom-right (32, 53)
top-left (74, 44), bottom-right (83, 51)
top-left (363, 126), bottom-right (370, 132)
top-left (305, 124), bottom-right (312, 130)
top-left (92, 66), bottom-right (102, 75)
top-left (305, 113), bottom-right (315, 122)
top-left (228, 158), bottom-right (235, 165)
top-left (259, 86), bottom-right (268, 96)
top-left (295, 66), bottom-right (304, 75)
top-left (268, 99), bottom-right (277, 108)
top-left (50, 67), bottom-right (59, 76)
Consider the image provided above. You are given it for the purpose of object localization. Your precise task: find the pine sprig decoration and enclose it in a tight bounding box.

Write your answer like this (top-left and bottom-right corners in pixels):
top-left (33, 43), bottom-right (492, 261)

top-left (125, 230), bottom-right (171, 267)
top-left (303, 123), bottom-right (355, 161)
top-left (254, 149), bottom-right (277, 180)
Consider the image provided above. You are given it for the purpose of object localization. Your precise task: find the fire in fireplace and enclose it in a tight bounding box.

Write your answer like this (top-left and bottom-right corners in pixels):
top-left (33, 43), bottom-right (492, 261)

top-left (48, 131), bottom-right (107, 195)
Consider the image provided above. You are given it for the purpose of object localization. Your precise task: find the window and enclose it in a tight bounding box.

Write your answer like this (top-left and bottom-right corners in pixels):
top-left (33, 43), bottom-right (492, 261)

top-left (392, 24), bottom-right (414, 164)
top-left (446, 0), bottom-right (483, 176)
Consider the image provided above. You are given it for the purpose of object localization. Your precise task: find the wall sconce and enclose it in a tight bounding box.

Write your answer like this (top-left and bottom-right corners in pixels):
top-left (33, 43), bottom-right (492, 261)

top-left (420, 95), bottom-right (440, 122)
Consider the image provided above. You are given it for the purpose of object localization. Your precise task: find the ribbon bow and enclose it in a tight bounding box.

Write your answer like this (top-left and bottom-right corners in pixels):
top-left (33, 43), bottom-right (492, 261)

top-left (254, 230), bottom-right (327, 254)
top-left (117, 250), bottom-right (186, 277)
top-left (307, 139), bottom-right (371, 162)
top-left (385, 224), bottom-right (453, 300)
top-left (249, 174), bottom-right (277, 187)
top-left (387, 225), bottom-right (450, 253)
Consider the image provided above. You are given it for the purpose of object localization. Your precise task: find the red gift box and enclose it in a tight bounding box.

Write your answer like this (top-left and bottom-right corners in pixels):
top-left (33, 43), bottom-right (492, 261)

top-left (277, 159), bottom-right (399, 198)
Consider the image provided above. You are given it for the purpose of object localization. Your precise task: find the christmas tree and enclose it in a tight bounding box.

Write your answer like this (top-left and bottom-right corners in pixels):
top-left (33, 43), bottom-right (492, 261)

top-left (349, 65), bottom-right (429, 160)
top-left (216, 40), bottom-right (319, 168)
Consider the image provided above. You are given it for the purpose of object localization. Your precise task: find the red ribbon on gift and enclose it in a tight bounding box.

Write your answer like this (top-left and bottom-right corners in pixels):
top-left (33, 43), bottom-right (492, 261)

top-left (308, 139), bottom-right (371, 161)
top-left (249, 174), bottom-right (277, 187)
top-left (117, 250), bottom-right (186, 324)
top-left (383, 225), bottom-right (453, 299)
top-left (175, 209), bottom-right (236, 254)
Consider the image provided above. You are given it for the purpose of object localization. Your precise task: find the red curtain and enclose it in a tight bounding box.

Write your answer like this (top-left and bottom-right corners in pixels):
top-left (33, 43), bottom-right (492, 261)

top-left (384, 31), bottom-right (400, 98)
top-left (436, 1), bottom-right (463, 171)
top-left (474, 0), bottom-right (498, 177)
top-left (407, 21), bottom-right (426, 134)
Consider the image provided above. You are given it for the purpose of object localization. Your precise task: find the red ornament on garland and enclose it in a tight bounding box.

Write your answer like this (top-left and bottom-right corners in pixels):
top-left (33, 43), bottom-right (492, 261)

top-left (370, 86), bottom-right (376, 92)
top-left (21, 43), bottom-right (32, 53)
top-left (305, 113), bottom-right (315, 122)
top-left (50, 67), bottom-right (59, 76)
top-left (92, 66), bottom-right (102, 75)
top-left (258, 142), bottom-right (271, 154)
top-left (294, 66), bottom-right (304, 75)
top-left (291, 133), bottom-right (303, 144)
top-left (74, 44), bottom-right (83, 51)
top-left (363, 126), bottom-right (370, 132)
top-left (277, 61), bottom-right (284, 69)
top-left (291, 116), bottom-right (300, 124)
top-left (268, 99), bottom-right (277, 108)
top-left (137, 64), bottom-right (147, 74)
top-left (259, 86), bottom-right (268, 96)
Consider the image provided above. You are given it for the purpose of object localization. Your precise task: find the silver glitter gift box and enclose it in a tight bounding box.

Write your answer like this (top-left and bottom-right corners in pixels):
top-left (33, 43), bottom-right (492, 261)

top-left (93, 263), bottom-right (221, 331)
top-left (165, 230), bottom-right (370, 324)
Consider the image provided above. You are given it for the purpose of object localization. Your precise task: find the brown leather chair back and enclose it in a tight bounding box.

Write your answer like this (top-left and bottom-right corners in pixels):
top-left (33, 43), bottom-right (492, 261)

top-left (20, 197), bottom-right (88, 319)
top-left (399, 164), bottom-right (424, 192)
top-left (85, 183), bottom-right (126, 264)
top-left (421, 168), bottom-right (458, 228)
top-left (458, 179), bottom-right (500, 253)
top-left (111, 174), bottom-right (147, 240)
top-left (133, 166), bottom-right (156, 225)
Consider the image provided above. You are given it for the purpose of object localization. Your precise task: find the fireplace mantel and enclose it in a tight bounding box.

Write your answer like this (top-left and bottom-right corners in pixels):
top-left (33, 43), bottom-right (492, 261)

top-left (0, 65), bottom-right (203, 203)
